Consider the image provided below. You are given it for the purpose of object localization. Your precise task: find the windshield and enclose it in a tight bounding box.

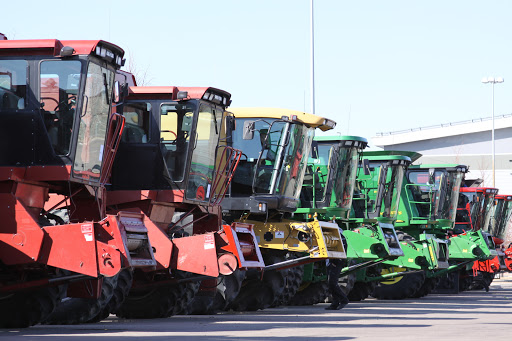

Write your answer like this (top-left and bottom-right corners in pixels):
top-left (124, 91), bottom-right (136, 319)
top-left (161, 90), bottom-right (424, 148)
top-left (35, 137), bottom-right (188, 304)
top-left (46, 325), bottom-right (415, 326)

top-left (481, 193), bottom-right (496, 232)
top-left (254, 120), bottom-right (313, 199)
top-left (493, 200), bottom-right (512, 239)
top-left (437, 170), bottom-right (464, 221)
top-left (160, 102), bottom-right (195, 182)
top-left (353, 162), bottom-right (404, 220)
top-left (159, 101), bottom-right (222, 201)
top-left (405, 170), bottom-right (446, 220)
top-left (332, 145), bottom-right (359, 210)
top-left (72, 62), bottom-right (114, 182)
top-left (121, 102), bottom-right (150, 143)
top-left (456, 191), bottom-right (485, 231)
top-left (301, 144), bottom-right (331, 207)
top-left (230, 118), bottom-right (313, 200)
top-left (230, 118), bottom-right (274, 196)
top-left (185, 103), bottom-right (222, 201)
top-left (40, 60), bottom-right (81, 155)
top-left (0, 59), bottom-right (27, 110)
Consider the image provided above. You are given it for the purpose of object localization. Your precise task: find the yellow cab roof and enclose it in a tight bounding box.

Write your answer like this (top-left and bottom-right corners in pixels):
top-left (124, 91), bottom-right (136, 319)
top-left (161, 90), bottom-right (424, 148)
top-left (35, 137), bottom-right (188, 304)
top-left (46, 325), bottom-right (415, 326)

top-left (228, 107), bottom-right (336, 132)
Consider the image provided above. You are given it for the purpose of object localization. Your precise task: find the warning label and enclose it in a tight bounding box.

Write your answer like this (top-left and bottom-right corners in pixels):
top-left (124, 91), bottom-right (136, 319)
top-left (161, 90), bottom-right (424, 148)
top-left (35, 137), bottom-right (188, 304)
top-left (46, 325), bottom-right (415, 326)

top-left (204, 234), bottom-right (215, 250)
top-left (81, 224), bottom-right (93, 241)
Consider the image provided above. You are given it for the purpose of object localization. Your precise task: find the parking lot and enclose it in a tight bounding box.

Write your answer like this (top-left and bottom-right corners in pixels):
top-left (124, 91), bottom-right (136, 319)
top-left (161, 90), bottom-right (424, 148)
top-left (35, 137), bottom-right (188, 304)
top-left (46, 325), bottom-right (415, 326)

top-left (2, 275), bottom-right (511, 341)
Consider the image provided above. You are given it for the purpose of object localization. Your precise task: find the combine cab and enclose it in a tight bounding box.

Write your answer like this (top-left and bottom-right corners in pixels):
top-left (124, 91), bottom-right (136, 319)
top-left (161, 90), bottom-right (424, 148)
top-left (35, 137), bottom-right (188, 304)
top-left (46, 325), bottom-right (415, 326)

top-left (456, 187), bottom-right (500, 290)
top-left (339, 152), bottom-right (450, 300)
top-left (221, 108), bottom-right (345, 310)
top-left (105, 86), bottom-right (263, 318)
top-left (493, 195), bottom-right (512, 272)
top-left (289, 137), bottom-right (405, 304)
top-left (393, 164), bottom-right (495, 295)
top-left (0, 39), bottom-right (154, 327)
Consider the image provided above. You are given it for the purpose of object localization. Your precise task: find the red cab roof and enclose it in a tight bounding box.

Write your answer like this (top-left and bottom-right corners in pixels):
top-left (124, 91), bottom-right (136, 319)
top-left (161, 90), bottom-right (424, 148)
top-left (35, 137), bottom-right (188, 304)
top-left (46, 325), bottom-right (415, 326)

top-left (0, 39), bottom-right (124, 57)
top-left (128, 86), bottom-right (231, 103)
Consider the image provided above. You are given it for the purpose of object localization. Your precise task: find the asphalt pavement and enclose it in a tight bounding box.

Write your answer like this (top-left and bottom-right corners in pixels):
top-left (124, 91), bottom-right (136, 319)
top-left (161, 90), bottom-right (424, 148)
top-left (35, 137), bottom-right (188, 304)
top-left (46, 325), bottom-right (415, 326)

top-left (2, 274), bottom-right (511, 341)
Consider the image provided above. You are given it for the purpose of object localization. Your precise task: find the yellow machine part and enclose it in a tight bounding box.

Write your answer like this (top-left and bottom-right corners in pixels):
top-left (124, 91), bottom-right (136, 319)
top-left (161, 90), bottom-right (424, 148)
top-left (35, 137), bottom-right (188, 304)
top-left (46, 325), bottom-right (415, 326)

top-left (246, 218), bottom-right (346, 259)
top-left (380, 266), bottom-right (407, 285)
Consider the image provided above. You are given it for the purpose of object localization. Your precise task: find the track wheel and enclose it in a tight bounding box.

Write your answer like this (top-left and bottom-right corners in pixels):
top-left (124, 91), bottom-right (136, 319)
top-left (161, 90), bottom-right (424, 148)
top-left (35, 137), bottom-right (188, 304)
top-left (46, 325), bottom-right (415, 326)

top-left (411, 276), bottom-right (439, 298)
top-left (274, 253), bottom-right (305, 306)
top-left (229, 251), bottom-right (288, 311)
top-left (44, 275), bottom-right (118, 325)
top-left (116, 276), bottom-right (199, 319)
top-left (347, 281), bottom-right (375, 301)
top-left (288, 280), bottom-right (330, 306)
top-left (87, 269), bottom-right (133, 323)
top-left (186, 270), bottom-right (246, 315)
top-left (0, 285), bottom-right (63, 328)
top-left (372, 266), bottom-right (425, 300)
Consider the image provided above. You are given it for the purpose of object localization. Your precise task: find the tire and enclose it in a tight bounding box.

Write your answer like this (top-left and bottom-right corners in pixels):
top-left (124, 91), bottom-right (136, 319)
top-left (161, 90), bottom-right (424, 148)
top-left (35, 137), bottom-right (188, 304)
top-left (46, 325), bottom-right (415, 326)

top-left (87, 268), bottom-right (133, 323)
top-left (0, 285), bottom-right (63, 328)
top-left (372, 232), bottom-right (425, 300)
top-left (469, 271), bottom-right (494, 291)
top-left (186, 269), bottom-right (246, 315)
top-left (347, 281), bottom-right (375, 301)
top-left (274, 253), bottom-right (305, 306)
top-left (288, 280), bottom-right (330, 306)
top-left (44, 275), bottom-right (118, 325)
top-left (372, 267), bottom-right (425, 300)
top-left (456, 270), bottom-right (471, 292)
top-left (229, 251), bottom-right (288, 311)
top-left (116, 272), bottom-right (200, 319)
top-left (411, 276), bottom-right (439, 298)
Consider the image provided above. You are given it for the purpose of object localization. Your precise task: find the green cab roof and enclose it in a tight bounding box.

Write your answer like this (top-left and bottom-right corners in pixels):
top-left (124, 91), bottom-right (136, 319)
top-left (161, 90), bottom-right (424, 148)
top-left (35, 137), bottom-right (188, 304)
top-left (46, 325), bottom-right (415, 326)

top-left (362, 150), bottom-right (413, 162)
top-left (314, 135), bottom-right (368, 143)
top-left (409, 164), bottom-right (469, 173)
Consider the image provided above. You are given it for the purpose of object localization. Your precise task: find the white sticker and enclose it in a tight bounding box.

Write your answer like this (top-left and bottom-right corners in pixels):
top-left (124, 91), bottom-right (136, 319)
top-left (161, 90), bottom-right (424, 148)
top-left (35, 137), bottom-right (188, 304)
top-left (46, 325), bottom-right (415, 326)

top-left (81, 224), bottom-right (93, 242)
top-left (99, 145), bottom-right (104, 161)
top-left (275, 231), bottom-right (285, 238)
top-left (204, 234), bottom-right (215, 250)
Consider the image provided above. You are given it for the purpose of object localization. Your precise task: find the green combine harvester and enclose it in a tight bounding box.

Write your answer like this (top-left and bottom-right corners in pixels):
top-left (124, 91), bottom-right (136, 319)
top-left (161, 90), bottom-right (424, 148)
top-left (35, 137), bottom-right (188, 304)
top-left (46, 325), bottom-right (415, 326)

top-left (346, 151), bottom-right (452, 300)
top-left (369, 154), bottom-right (497, 298)
top-left (288, 136), bottom-right (406, 304)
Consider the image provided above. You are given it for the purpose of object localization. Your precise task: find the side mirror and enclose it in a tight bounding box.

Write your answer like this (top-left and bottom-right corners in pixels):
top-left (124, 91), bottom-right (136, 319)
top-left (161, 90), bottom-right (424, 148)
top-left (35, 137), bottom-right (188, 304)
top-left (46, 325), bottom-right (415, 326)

top-left (363, 159), bottom-right (371, 176)
top-left (113, 81), bottom-right (121, 103)
top-left (243, 121), bottom-right (255, 140)
top-left (311, 140), bottom-right (319, 159)
top-left (428, 168), bottom-right (435, 185)
top-left (225, 115), bottom-right (236, 134)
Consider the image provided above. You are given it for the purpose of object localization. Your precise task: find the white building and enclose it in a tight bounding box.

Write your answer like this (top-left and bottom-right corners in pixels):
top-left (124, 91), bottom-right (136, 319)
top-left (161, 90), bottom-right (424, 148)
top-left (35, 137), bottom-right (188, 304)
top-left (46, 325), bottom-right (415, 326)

top-left (372, 114), bottom-right (512, 194)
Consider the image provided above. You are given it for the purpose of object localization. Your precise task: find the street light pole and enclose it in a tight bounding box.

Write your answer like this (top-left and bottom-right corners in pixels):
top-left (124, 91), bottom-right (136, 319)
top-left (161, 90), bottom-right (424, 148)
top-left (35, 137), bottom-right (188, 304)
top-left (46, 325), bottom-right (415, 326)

top-left (481, 76), bottom-right (504, 188)
top-left (310, 0), bottom-right (315, 115)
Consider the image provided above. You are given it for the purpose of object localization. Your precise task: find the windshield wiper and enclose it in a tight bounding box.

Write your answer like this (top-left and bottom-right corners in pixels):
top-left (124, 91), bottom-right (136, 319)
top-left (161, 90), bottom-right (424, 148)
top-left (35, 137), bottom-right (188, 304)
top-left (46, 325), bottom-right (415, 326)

top-left (103, 72), bottom-right (109, 105)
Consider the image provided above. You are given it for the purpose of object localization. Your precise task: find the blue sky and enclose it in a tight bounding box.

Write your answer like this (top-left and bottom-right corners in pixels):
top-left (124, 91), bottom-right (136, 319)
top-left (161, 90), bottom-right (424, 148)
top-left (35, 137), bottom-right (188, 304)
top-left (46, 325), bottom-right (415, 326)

top-left (2, 1), bottom-right (511, 144)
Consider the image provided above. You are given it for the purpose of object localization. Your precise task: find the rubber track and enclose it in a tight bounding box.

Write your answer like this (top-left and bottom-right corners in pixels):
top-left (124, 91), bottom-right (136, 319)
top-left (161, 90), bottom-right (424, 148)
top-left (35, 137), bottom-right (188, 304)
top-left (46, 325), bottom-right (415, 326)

top-left (87, 269), bottom-right (133, 323)
top-left (288, 280), bottom-right (329, 306)
top-left (44, 275), bottom-right (118, 325)
top-left (0, 285), bottom-right (62, 328)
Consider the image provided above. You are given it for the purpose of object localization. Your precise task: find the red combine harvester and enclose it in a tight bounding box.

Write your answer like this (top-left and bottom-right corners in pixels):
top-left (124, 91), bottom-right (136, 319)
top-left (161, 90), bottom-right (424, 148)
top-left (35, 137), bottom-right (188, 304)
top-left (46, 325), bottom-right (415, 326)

top-left (0, 39), bottom-right (157, 327)
top-left (456, 187), bottom-right (498, 290)
top-left (490, 195), bottom-right (512, 272)
top-left (104, 85), bottom-right (264, 318)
